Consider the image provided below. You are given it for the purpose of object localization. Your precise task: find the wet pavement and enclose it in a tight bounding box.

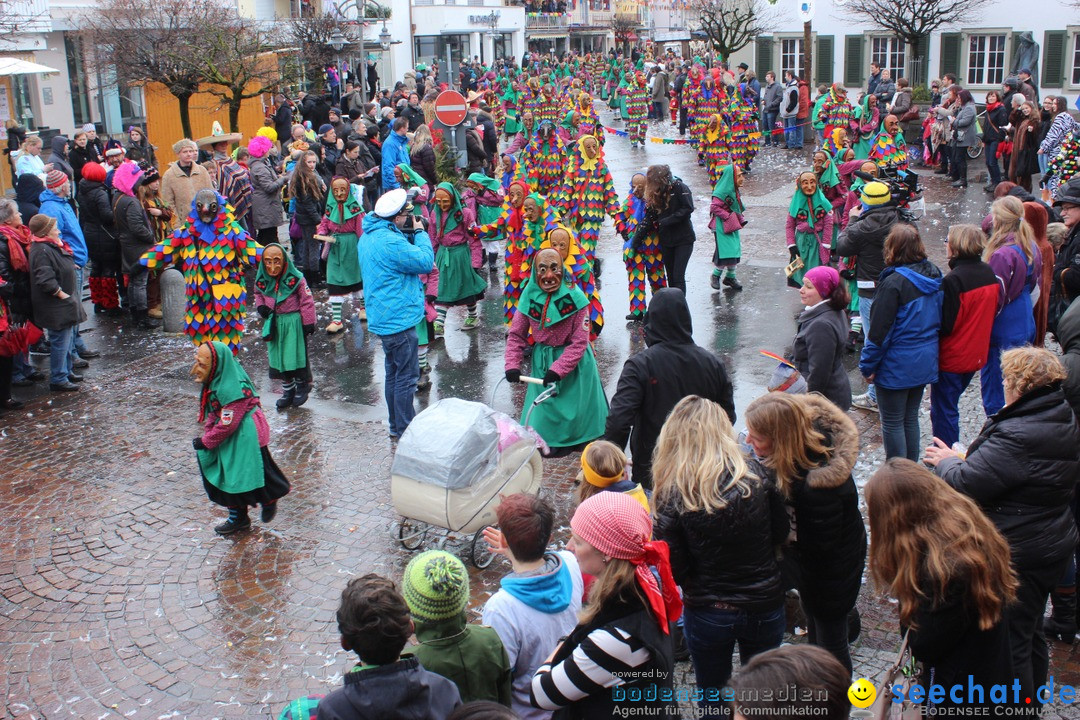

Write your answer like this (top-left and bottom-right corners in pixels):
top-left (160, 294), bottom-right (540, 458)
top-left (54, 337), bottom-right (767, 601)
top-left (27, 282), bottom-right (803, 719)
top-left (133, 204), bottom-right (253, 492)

top-left (3, 106), bottom-right (1080, 719)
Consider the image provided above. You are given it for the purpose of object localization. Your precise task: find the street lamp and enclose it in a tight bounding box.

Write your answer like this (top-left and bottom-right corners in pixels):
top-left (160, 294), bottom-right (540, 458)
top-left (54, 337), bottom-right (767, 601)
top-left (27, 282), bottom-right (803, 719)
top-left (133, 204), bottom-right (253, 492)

top-left (379, 22), bottom-right (392, 51)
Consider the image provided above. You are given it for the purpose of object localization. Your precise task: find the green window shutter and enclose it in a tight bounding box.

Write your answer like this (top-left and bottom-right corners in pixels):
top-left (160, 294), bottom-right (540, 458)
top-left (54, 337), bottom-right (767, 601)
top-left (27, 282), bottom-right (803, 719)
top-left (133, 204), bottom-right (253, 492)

top-left (939, 32), bottom-right (961, 78)
top-left (911, 34), bottom-right (930, 87)
top-left (1044, 30), bottom-right (1067, 88)
top-left (844, 34), bottom-right (864, 87)
top-left (815, 35), bottom-right (834, 86)
top-left (756, 36), bottom-right (774, 74)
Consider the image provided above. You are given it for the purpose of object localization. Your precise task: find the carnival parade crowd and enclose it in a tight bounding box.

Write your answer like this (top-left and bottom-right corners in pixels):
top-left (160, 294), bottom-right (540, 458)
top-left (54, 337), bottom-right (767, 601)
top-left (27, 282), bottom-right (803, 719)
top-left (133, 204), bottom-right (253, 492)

top-left (6, 45), bottom-right (1080, 720)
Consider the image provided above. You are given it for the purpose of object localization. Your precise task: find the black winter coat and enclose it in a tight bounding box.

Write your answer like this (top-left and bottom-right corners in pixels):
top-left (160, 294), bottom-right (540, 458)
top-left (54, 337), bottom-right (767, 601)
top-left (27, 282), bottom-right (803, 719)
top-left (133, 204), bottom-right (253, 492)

top-left (653, 457), bottom-right (788, 613)
top-left (401, 104), bottom-right (425, 132)
top-left (791, 302), bottom-right (851, 410)
top-left (28, 241), bottom-right (86, 330)
top-left (780, 395), bottom-right (866, 619)
top-left (69, 145), bottom-right (99, 183)
top-left (16, 174), bottom-right (42, 223)
top-left (465, 129), bottom-right (489, 176)
top-left (316, 655), bottom-right (461, 720)
top-left (1057, 297), bottom-right (1080, 418)
top-left (114, 193), bottom-right (154, 275)
top-left (935, 383), bottom-right (1080, 569)
top-left (76, 179), bottom-right (117, 266)
top-left (0, 229), bottom-right (32, 321)
top-left (605, 288), bottom-right (735, 487)
top-left (291, 179), bottom-right (326, 227)
top-left (836, 205), bottom-right (902, 297)
top-left (633, 178), bottom-right (695, 248)
top-left (411, 144), bottom-right (438, 188)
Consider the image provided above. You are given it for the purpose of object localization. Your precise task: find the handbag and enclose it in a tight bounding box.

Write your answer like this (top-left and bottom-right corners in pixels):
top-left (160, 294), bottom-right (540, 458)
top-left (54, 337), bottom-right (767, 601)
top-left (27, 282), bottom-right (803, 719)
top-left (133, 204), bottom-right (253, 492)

top-left (870, 631), bottom-right (921, 720)
top-left (899, 105), bottom-right (920, 124)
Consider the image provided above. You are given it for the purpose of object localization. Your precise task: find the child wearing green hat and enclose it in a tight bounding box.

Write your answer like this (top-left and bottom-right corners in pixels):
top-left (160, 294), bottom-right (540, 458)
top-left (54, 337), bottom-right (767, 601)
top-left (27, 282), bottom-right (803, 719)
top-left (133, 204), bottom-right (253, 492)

top-left (402, 550), bottom-right (513, 706)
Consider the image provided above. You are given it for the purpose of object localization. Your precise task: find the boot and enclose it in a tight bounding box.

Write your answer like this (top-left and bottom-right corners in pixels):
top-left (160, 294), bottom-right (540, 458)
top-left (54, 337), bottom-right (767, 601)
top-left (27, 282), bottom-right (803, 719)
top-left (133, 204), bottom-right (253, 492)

top-left (710, 273), bottom-right (721, 290)
top-left (1045, 588), bottom-right (1078, 642)
top-left (292, 380), bottom-right (311, 407)
top-left (487, 252), bottom-right (498, 272)
top-left (134, 308), bottom-right (161, 330)
top-left (214, 507), bottom-right (251, 535)
top-left (593, 257), bottom-right (602, 279)
top-left (722, 275), bottom-right (743, 291)
top-left (276, 382), bottom-right (296, 410)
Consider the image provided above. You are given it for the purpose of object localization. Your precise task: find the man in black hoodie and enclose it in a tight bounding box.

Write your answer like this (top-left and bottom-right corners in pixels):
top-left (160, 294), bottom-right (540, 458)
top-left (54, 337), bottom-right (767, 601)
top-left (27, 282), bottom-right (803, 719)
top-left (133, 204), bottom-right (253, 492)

top-left (605, 288), bottom-right (735, 489)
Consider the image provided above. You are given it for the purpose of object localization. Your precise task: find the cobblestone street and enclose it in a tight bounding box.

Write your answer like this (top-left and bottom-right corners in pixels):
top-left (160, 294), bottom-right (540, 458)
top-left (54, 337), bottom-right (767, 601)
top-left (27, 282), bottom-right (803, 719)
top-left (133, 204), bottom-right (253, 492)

top-left (3, 105), bottom-right (1080, 718)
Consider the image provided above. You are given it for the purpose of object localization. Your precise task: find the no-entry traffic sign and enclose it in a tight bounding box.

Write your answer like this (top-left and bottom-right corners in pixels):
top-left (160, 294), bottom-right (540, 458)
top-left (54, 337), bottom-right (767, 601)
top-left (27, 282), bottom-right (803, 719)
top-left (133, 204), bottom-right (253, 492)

top-left (434, 90), bottom-right (468, 127)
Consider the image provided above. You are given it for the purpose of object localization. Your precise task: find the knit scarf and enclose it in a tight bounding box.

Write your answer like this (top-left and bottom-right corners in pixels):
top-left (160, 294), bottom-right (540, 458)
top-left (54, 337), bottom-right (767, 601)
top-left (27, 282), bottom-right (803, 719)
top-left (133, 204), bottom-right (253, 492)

top-left (30, 230), bottom-right (72, 256)
top-left (0, 223), bottom-right (32, 272)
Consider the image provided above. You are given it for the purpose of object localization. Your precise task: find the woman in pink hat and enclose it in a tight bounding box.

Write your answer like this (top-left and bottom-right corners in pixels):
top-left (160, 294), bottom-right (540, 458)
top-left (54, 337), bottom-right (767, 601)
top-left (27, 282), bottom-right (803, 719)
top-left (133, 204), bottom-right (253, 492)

top-left (530, 492), bottom-right (681, 718)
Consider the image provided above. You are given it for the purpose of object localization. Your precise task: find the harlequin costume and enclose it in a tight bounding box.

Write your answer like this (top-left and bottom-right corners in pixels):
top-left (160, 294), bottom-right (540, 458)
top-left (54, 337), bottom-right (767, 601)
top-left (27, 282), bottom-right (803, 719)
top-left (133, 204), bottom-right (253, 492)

top-left (614, 182), bottom-right (666, 320)
top-left (1049, 129), bottom-right (1080, 198)
top-left (522, 124), bottom-right (568, 197)
top-left (193, 341), bottom-right (290, 535)
top-left (476, 179), bottom-right (529, 326)
top-left (785, 178), bottom-right (834, 288)
top-left (535, 84), bottom-right (565, 127)
top-left (140, 190), bottom-right (262, 354)
top-left (867, 127), bottom-right (908, 171)
top-left (709, 164), bottom-right (746, 289)
top-left (534, 223), bottom-right (604, 341)
top-left (463, 172), bottom-right (505, 272)
top-left (576, 93), bottom-right (603, 144)
top-left (519, 193), bottom-right (560, 276)
top-left (504, 255), bottom-right (608, 450)
top-left (818, 84), bottom-right (855, 151)
top-left (316, 181), bottom-right (366, 332)
top-left (254, 244), bottom-right (317, 408)
top-left (685, 71), bottom-right (723, 156)
top-left (622, 72), bottom-right (650, 147)
top-left (429, 182), bottom-right (484, 333)
top-left (550, 136), bottom-right (619, 267)
top-left (700, 114), bottom-right (733, 185)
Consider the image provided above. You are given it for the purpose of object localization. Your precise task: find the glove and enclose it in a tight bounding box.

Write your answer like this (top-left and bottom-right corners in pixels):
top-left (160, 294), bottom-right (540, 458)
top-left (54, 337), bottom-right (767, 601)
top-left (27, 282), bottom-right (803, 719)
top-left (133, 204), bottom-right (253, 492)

top-left (192, 437), bottom-right (207, 451)
top-left (505, 368), bottom-right (521, 384)
top-left (840, 268), bottom-right (856, 280)
top-left (303, 323), bottom-right (315, 335)
top-left (256, 305), bottom-right (271, 318)
top-left (788, 245), bottom-right (800, 262)
top-left (543, 369), bottom-right (561, 386)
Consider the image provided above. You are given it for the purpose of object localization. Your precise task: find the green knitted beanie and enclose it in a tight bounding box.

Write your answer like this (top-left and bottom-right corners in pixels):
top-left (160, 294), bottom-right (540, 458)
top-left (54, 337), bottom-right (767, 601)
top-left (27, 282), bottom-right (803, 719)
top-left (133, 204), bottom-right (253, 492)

top-left (402, 550), bottom-right (470, 622)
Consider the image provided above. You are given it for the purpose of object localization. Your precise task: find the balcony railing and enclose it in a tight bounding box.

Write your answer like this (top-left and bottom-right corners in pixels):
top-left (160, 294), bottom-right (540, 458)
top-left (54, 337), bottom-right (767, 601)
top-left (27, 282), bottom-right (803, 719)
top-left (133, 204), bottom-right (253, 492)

top-left (525, 13), bottom-right (569, 30)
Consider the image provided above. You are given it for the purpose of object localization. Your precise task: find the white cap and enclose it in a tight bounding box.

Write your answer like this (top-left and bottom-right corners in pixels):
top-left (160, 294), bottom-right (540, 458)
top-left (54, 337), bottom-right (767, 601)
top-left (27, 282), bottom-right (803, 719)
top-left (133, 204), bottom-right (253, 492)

top-left (374, 188), bottom-right (408, 218)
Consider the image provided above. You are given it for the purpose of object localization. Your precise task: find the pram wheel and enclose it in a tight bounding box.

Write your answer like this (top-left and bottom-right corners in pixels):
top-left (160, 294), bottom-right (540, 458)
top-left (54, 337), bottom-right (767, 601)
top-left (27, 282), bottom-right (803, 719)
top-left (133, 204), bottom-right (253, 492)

top-left (470, 527), bottom-right (495, 569)
top-left (398, 519), bottom-right (428, 551)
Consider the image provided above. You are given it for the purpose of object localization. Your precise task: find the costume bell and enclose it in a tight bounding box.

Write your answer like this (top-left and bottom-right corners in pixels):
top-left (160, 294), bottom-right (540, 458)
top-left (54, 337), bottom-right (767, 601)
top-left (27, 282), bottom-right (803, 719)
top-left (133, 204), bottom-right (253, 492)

top-left (504, 248), bottom-right (608, 451)
top-left (191, 341), bottom-right (290, 535)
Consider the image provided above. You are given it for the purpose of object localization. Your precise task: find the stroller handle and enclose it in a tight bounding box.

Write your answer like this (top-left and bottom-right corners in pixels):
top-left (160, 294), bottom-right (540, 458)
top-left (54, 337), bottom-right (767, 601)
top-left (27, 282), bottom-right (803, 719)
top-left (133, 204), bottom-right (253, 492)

top-left (520, 375), bottom-right (546, 385)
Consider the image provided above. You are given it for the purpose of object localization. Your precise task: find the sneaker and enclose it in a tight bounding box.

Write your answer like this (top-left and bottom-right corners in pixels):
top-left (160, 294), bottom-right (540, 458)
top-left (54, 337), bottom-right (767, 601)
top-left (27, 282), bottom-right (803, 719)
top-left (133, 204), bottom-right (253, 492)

top-left (852, 392), bottom-right (878, 411)
top-left (709, 273), bottom-right (721, 290)
top-left (325, 320), bottom-right (345, 334)
top-left (433, 321), bottom-right (445, 338)
top-left (462, 316), bottom-right (480, 330)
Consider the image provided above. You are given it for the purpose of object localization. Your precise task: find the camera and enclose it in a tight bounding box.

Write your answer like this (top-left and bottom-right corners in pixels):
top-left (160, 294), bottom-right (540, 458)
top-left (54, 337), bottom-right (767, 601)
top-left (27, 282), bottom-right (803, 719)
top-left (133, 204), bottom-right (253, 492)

top-left (853, 166), bottom-right (921, 208)
top-left (401, 187), bottom-right (422, 234)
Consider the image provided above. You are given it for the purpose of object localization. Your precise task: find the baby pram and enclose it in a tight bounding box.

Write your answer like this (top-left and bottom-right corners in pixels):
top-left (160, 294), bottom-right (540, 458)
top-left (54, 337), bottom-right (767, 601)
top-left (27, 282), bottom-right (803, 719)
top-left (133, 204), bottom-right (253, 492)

top-left (390, 396), bottom-right (545, 568)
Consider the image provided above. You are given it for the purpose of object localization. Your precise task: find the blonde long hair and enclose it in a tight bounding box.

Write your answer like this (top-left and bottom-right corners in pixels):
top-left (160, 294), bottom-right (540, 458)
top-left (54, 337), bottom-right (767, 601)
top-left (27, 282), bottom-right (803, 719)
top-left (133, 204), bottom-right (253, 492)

top-left (984, 195), bottom-right (1036, 265)
top-left (744, 394), bottom-right (830, 497)
top-left (410, 124), bottom-right (433, 156)
top-left (651, 395), bottom-right (754, 513)
top-left (578, 558), bottom-right (641, 625)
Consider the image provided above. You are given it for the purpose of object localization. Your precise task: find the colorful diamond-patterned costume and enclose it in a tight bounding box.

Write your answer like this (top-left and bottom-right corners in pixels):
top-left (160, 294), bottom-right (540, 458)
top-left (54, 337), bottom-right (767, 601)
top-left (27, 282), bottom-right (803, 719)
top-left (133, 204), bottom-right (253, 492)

top-left (1049, 128), bottom-right (1080, 198)
top-left (576, 93), bottom-right (603, 144)
top-left (685, 72), bottom-right (723, 152)
top-left (867, 129), bottom-right (908, 171)
top-left (476, 179), bottom-right (528, 325)
top-left (550, 137), bottom-right (619, 266)
top-left (621, 72), bottom-right (650, 147)
top-left (523, 126), bottom-right (568, 197)
top-left (534, 85), bottom-right (566, 127)
top-left (725, 91), bottom-right (759, 171)
top-left (818, 84), bottom-right (855, 152)
top-left (140, 191), bottom-right (263, 353)
top-left (701, 114), bottom-right (733, 185)
top-left (530, 222), bottom-right (604, 341)
top-left (614, 183), bottom-right (666, 318)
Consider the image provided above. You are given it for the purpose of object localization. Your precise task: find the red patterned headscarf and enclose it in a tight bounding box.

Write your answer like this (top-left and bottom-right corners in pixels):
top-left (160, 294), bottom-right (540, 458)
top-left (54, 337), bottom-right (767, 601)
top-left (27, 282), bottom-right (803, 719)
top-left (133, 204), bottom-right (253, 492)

top-left (570, 492), bottom-right (682, 634)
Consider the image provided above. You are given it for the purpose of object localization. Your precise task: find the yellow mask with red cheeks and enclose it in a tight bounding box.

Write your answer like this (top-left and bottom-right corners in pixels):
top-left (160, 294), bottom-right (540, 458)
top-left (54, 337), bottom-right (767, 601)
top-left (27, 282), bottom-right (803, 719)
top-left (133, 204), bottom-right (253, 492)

top-left (262, 245), bottom-right (285, 278)
top-left (331, 179), bottom-right (350, 204)
top-left (434, 188), bottom-right (452, 212)
top-left (799, 172), bottom-right (818, 196)
top-left (583, 137), bottom-right (598, 159)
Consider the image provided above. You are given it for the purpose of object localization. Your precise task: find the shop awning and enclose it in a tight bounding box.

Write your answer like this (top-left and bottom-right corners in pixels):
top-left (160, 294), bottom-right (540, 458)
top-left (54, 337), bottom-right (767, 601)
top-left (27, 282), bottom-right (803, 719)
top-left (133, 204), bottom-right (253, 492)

top-left (0, 57), bottom-right (59, 76)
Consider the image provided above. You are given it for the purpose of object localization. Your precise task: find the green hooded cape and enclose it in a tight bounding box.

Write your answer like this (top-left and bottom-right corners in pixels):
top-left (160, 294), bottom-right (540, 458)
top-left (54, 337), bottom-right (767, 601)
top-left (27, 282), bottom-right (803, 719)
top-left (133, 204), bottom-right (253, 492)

top-left (196, 341), bottom-right (264, 494)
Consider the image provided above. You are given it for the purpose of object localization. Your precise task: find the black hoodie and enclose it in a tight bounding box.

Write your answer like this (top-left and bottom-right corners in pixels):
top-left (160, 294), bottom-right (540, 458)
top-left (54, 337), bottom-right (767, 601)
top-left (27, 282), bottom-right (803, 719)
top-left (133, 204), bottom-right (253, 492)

top-left (16, 173), bottom-right (43, 222)
top-left (605, 288), bottom-right (735, 488)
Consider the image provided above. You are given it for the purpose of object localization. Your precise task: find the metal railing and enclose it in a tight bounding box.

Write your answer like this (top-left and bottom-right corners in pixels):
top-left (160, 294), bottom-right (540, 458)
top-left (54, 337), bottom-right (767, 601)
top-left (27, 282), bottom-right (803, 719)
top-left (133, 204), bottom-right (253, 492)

top-left (525, 14), bottom-right (569, 29)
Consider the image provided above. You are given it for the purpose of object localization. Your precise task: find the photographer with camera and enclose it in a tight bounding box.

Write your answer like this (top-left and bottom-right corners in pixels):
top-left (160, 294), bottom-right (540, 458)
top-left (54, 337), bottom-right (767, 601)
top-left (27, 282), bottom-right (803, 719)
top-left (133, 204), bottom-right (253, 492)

top-left (836, 180), bottom-right (905, 411)
top-left (357, 187), bottom-right (435, 438)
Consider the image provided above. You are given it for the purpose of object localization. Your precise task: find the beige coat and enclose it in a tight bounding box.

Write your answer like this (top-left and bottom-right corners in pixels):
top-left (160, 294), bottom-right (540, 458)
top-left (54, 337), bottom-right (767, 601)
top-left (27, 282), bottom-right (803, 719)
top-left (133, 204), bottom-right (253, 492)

top-left (160, 161), bottom-right (213, 218)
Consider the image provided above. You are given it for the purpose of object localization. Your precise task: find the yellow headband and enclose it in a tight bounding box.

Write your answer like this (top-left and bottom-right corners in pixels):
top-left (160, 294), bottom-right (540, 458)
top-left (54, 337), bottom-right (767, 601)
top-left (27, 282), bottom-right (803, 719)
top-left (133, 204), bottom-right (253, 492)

top-left (580, 443), bottom-right (625, 488)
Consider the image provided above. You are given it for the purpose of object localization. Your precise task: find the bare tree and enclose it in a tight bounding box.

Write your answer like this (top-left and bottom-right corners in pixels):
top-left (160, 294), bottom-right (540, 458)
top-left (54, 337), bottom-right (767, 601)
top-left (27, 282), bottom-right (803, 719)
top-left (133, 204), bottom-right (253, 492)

top-left (286, 13), bottom-right (358, 85)
top-left (78, 0), bottom-right (219, 138)
top-left (689, 0), bottom-right (782, 59)
top-left (611, 13), bottom-right (638, 55)
top-left (841, 0), bottom-right (978, 58)
top-left (200, 8), bottom-right (291, 133)
top-left (0, 0), bottom-right (50, 37)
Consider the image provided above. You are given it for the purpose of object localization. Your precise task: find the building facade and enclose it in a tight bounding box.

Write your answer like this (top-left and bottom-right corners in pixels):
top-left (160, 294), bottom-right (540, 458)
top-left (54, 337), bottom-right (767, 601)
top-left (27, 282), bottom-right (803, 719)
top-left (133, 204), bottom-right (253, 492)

top-left (412, 1), bottom-right (526, 70)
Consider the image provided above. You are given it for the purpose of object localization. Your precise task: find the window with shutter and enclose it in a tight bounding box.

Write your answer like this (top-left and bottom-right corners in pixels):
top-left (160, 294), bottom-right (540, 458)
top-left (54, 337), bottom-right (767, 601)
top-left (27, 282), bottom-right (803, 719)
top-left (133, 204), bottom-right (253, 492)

top-left (757, 36), bottom-right (774, 75)
top-left (940, 32), bottom-right (961, 77)
top-left (1044, 30), bottom-right (1066, 87)
top-left (816, 35), bottom-right (834, 86)
top-left (845, 34), bottom-right (864, 87)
